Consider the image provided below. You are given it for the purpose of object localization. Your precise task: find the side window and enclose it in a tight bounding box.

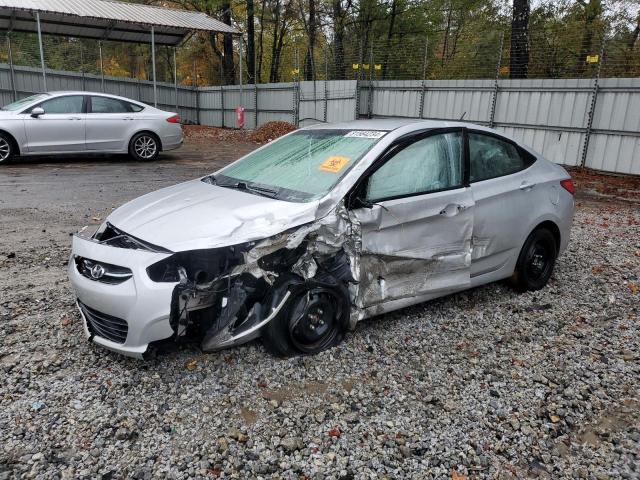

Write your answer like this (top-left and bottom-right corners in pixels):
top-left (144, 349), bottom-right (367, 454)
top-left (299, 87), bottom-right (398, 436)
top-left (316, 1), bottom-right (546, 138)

top-left (128, 102), bottom-right (144, 112)
top-left (365, 131), bottom-right (463, 202)
top-left (90, 97), bottom-right (130, 114)
top-left (469, 133), bottom-right (527, 182)
top-left (38, 96), bottom-right (84, 114)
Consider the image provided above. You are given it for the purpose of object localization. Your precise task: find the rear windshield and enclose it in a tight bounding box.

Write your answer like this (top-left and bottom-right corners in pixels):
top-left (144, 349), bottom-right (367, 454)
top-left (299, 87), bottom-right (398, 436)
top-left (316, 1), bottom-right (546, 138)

top-left (2, 93), bottom-right (50, 111)
top-left (215, 129), bottom-right (387, 202)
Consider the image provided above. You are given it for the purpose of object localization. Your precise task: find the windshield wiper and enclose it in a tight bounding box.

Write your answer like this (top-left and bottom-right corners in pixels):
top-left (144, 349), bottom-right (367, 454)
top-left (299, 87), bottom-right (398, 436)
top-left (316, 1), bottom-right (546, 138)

top-left (216, 180), bottom-right (279, 199)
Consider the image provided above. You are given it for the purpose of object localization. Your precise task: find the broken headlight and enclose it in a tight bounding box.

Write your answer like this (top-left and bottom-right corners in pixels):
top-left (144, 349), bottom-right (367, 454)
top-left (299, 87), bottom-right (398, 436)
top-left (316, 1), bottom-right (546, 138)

top-left (146, 244), bottom-right (252, 283)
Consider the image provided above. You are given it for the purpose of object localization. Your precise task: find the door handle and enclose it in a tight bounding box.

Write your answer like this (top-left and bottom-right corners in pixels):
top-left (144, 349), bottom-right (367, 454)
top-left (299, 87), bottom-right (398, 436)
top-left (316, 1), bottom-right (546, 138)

top-left (68, 117), bottom-right (82, 121)
top-left (519, 181), bottom-right (537, 190)
top-left (439, 203), bottom-right (466, 217)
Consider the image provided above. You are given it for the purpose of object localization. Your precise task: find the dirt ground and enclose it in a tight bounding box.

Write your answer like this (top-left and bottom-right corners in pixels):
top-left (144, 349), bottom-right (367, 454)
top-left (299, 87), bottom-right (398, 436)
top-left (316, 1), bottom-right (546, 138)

top-left (0, 131), bottom-right (638, 479)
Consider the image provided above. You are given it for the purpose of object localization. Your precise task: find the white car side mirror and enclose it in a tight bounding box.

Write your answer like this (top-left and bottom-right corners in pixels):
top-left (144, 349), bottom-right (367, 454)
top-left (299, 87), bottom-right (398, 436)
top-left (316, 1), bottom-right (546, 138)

top-left (31, 107), bottom-right (45, 118)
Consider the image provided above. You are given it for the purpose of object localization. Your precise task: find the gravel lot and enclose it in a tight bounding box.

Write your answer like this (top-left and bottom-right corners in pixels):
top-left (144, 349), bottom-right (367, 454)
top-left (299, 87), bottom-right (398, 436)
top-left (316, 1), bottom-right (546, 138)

top-left (0, 136), bottom-right (639, 480)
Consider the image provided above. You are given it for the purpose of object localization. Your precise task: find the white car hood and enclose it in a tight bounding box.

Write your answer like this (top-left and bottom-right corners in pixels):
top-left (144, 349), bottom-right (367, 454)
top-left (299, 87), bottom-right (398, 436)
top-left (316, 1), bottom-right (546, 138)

top-left (107, 179), bottom-right (320, 252)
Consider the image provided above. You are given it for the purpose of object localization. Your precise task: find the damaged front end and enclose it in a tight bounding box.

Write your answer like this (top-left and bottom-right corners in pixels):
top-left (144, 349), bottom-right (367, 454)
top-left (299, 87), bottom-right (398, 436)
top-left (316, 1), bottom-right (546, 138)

top-left (153, 204), bottom-right (361, 352)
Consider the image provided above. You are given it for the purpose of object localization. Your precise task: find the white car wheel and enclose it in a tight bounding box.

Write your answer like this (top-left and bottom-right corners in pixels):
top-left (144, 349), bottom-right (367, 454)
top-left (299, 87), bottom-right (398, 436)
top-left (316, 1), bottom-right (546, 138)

top-left (130, 133), bottom-right (159, 161)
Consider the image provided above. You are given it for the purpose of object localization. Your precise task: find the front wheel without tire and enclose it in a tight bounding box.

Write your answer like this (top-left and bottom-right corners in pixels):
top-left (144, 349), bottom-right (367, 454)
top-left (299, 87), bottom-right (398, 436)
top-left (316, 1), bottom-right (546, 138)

top-left (129, 133), bottom-right (159, 161)
top-left (0, 133), bottom-right (15, 165)
top-left (511, 228), bottom-right (557, 292)
top-left (262, 287), bottom-right (348, 357)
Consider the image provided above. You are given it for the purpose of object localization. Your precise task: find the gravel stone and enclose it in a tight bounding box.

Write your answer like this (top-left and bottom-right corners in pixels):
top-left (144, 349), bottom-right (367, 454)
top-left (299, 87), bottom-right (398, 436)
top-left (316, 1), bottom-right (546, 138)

top-left (1, 146), bottom-right (638, 479)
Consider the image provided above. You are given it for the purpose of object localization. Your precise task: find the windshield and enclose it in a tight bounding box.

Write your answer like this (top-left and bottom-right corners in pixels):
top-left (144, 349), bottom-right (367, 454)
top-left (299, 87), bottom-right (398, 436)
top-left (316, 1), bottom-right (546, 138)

top-left (1, 94), bottom-right (50, 111)
top-left (213, 129), bottom-right (387, 202)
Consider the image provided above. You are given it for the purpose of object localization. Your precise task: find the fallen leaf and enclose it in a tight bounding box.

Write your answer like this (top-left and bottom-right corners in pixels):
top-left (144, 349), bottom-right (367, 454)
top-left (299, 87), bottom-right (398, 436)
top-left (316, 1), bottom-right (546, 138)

top-left (451, 469), bottom-right (468, 480)
top-left (185, 359), bottom-right (198, 371)
top-left (61, 315), bottom-right (71, 327)
top-left (549, 415), bottom-right (561, 423)
top-left (92, 216), bottom-right (102, 222)
top-left (628, 283), bottom-right (638, 295)
top-left (328, 427), bottom-right (341, 438)
top-left (591, 265), bottom-right (604, 274)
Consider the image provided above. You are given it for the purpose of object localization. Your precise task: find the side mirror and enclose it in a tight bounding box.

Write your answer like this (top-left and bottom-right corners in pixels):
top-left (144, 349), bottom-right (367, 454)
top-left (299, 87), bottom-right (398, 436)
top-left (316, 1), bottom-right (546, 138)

top-left (352, 196), bottom-right (374, 209)
top-left (31, 107), bottom-right (45, 118)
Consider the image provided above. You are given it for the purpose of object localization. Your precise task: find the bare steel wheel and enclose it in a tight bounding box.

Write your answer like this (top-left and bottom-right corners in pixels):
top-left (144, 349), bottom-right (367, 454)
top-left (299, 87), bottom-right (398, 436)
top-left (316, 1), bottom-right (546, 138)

top-left (0, 134), bottom-right (15, 165)
top-left (262, 285), bottom-right (349, 357)
top-left (129, 133), bottom-right (159, 161)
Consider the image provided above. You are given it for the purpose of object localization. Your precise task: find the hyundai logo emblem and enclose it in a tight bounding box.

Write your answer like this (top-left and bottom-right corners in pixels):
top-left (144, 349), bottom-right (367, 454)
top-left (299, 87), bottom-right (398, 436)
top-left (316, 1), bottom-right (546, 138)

top-left (90, 264), bottom-right (106, 280)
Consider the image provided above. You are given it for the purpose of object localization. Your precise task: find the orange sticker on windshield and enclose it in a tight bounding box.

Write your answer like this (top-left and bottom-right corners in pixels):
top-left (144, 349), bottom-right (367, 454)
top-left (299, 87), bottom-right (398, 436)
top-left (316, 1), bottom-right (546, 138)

top-left (319, 156), bottom-right (350, 173)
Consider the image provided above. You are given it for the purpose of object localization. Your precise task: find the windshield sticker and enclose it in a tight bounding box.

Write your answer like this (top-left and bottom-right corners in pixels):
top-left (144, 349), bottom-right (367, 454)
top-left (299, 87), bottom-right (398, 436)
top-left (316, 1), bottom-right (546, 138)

top-left (319, 156), bottom-right (350, 173)
top-left (344, 130), bottom-right (386, 139)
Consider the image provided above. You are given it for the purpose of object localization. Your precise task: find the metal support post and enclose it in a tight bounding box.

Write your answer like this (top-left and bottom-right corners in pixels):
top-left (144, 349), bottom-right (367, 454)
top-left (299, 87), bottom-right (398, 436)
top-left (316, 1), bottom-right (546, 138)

top-left (367, 43), bottom-right (374, 118)
top-left (6, 35), bottom-right (16, 101)
top-left (238, 35), bottom-right (244, 129)
top-left (354, 40), bottom-right (363, 120)
top-left (99, 41), bottom-right (105, 92)
top-left (489, 32), bottom-right (504, 128)
top-left (36, 12), bottom-right (47, 91)
top-left (151, 26), bottom-right (157, 107)
top-left (173, 47), bottom-right (179, 113)
top-left (418, 38), bottom-right (428, 119)
top-left (580, 40), bottom-right (606, 168)
top-left (323, 47), bottom-right (328, 123)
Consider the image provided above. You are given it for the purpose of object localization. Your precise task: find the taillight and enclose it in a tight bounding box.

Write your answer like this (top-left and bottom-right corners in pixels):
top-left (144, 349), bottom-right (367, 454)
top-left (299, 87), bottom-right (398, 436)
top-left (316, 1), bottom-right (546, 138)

top-left (560, 179), bottom-right (574, 195)
top-left (166, 115), bottom-right (181, 124)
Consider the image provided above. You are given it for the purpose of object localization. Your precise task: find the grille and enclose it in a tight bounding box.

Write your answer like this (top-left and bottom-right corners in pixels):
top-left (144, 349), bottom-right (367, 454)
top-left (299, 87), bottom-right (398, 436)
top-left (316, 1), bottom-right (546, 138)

top-left (75, 257), bottom-right (133, 285)
top-left (79, 302), bottom-right (128, 344)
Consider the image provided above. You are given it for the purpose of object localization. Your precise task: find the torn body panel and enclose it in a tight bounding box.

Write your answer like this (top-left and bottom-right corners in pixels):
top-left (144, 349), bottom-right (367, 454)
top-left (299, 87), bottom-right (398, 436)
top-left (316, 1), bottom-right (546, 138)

top-left (169, 203), bottom-right (360, 351)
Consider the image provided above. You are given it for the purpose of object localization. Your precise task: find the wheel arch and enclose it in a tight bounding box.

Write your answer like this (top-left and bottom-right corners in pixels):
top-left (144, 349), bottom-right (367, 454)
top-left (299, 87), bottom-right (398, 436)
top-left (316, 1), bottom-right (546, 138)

top-left (531, 219), bottom-right (561, 251)
top-left (129, 130), bottom-right (163, 151)
top-left (0, 129), bottom-right (21, 156)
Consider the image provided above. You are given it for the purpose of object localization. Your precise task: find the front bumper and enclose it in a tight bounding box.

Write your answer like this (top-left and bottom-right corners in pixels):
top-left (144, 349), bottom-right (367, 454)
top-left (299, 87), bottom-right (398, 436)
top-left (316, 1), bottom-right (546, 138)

top-left (68, 232), bottom-right (177, 358)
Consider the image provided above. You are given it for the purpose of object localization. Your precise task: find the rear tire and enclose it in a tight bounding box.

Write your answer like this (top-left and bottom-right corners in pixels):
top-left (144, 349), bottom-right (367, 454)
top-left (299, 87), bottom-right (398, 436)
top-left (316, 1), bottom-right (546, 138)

top-left (0, 133), bottom-right (16, 165)
top-left (511, 228), bottom-right (558, 292)
top-left (129, 132), bottom-right (159, 161)
top-left (262, 286), bottom-right (348, 357)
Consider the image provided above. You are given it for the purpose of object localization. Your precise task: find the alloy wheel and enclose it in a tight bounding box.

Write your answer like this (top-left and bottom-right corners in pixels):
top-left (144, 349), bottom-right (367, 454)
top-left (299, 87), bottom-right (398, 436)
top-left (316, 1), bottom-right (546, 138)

top-left (0, 138), bottom-right (11, 162)
top-left (134, 136), bottom-right (157, 159)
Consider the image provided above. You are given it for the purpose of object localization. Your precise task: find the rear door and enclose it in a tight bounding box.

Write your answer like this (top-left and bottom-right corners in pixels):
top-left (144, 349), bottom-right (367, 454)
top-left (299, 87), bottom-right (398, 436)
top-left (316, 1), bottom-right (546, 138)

top-left (349, 129), bottom-right (474, 308)
top-left (23, 95), bottom-right (86, 153)
top-left (466, 130), bottom-right (538, 277)
top-left (86, 96), bottom-right (138, 151)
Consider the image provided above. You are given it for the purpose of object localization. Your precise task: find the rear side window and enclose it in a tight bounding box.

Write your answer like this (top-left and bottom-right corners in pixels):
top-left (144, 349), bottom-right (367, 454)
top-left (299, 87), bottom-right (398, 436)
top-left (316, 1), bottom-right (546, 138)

top-left (39, 96), bottom-right (84, 114)
top-left (469, 133), bottom-right (528, 182)
top-left (128, 103), bottom-right (144, 112)
top-left (90, 96), bottom-right (131, 114)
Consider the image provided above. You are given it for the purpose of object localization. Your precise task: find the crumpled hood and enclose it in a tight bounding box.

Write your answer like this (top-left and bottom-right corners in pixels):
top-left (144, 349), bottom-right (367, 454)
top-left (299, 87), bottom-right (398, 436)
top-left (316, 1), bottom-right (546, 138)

top-left (107, 179), bottom-right (321, 251)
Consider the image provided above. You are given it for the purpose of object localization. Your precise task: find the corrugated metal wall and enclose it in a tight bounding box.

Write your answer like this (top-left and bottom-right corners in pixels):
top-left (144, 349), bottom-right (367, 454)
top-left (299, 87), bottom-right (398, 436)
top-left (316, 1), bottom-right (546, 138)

top-left (358, 78), bottom-right (639, 175)
top-left (1, 63), bottom-right (638, 175)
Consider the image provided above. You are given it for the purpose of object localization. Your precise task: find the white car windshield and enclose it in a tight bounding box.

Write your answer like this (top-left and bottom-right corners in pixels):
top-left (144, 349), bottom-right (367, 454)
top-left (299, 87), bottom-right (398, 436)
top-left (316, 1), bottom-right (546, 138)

top-left (2, 93), bottom-right (50, 111)
top-left (211, 129), bottom-right (387, 202)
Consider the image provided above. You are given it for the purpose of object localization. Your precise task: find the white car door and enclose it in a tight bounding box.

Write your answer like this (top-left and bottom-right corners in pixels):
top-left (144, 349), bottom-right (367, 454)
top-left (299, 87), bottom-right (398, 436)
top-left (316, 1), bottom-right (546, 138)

top-left (467, 131), bottom-right (539, 277)
top-left (349, 129), bottom-right (474, 309)
top-left (23, 95), bottom-right (86, 153)
top-left (85, 96), bottom-right (137, 152)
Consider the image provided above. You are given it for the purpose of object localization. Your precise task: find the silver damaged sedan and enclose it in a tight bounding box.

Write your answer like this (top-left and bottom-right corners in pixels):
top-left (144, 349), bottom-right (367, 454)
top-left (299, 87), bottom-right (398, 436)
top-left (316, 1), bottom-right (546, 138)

top-left (68, 119), bottom-right (574, 358)
top-left (0, 91), bottom-right (183, 164)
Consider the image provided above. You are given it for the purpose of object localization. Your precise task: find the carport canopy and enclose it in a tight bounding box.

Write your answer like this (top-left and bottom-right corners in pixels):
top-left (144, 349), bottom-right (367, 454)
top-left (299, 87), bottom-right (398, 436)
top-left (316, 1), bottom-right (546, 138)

top-left (0, 0), bottom-right (241, 105)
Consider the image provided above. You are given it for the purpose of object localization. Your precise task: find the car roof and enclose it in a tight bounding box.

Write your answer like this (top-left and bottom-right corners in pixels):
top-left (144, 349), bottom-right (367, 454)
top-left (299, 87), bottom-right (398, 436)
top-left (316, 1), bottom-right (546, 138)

top-left (46, 91), bottom-right (147, 106)
top-left (302, 118), bottom-right (493, 133)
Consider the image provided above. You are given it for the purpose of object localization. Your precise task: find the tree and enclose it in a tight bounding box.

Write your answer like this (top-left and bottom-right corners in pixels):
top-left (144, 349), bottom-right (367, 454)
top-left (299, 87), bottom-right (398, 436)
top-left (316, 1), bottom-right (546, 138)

top-left (247, 0), bottom-right (256, 83)
top-left (510, 0), bottom-right (530, 78)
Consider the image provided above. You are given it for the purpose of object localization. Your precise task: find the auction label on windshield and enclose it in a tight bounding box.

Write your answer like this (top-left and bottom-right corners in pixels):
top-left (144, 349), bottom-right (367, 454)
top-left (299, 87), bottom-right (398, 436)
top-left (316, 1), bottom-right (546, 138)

top-left (319, 156), bottom-right (350, 173)
top-left (344, 130), bottom-right (386, 139)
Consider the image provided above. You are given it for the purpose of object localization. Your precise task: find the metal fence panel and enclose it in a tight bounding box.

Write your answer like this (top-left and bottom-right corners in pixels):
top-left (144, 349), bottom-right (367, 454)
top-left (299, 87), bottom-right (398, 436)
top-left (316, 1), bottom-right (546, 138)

top-left (0, 64), bottom-right (638, 175)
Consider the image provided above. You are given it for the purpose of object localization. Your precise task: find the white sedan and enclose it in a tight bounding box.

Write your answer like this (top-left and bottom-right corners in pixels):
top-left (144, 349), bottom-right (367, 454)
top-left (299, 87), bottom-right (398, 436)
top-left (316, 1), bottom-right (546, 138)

top-left (0, 91), bottom-right (183, 164)
top-left (69, 119), bottom-right (574, 359)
